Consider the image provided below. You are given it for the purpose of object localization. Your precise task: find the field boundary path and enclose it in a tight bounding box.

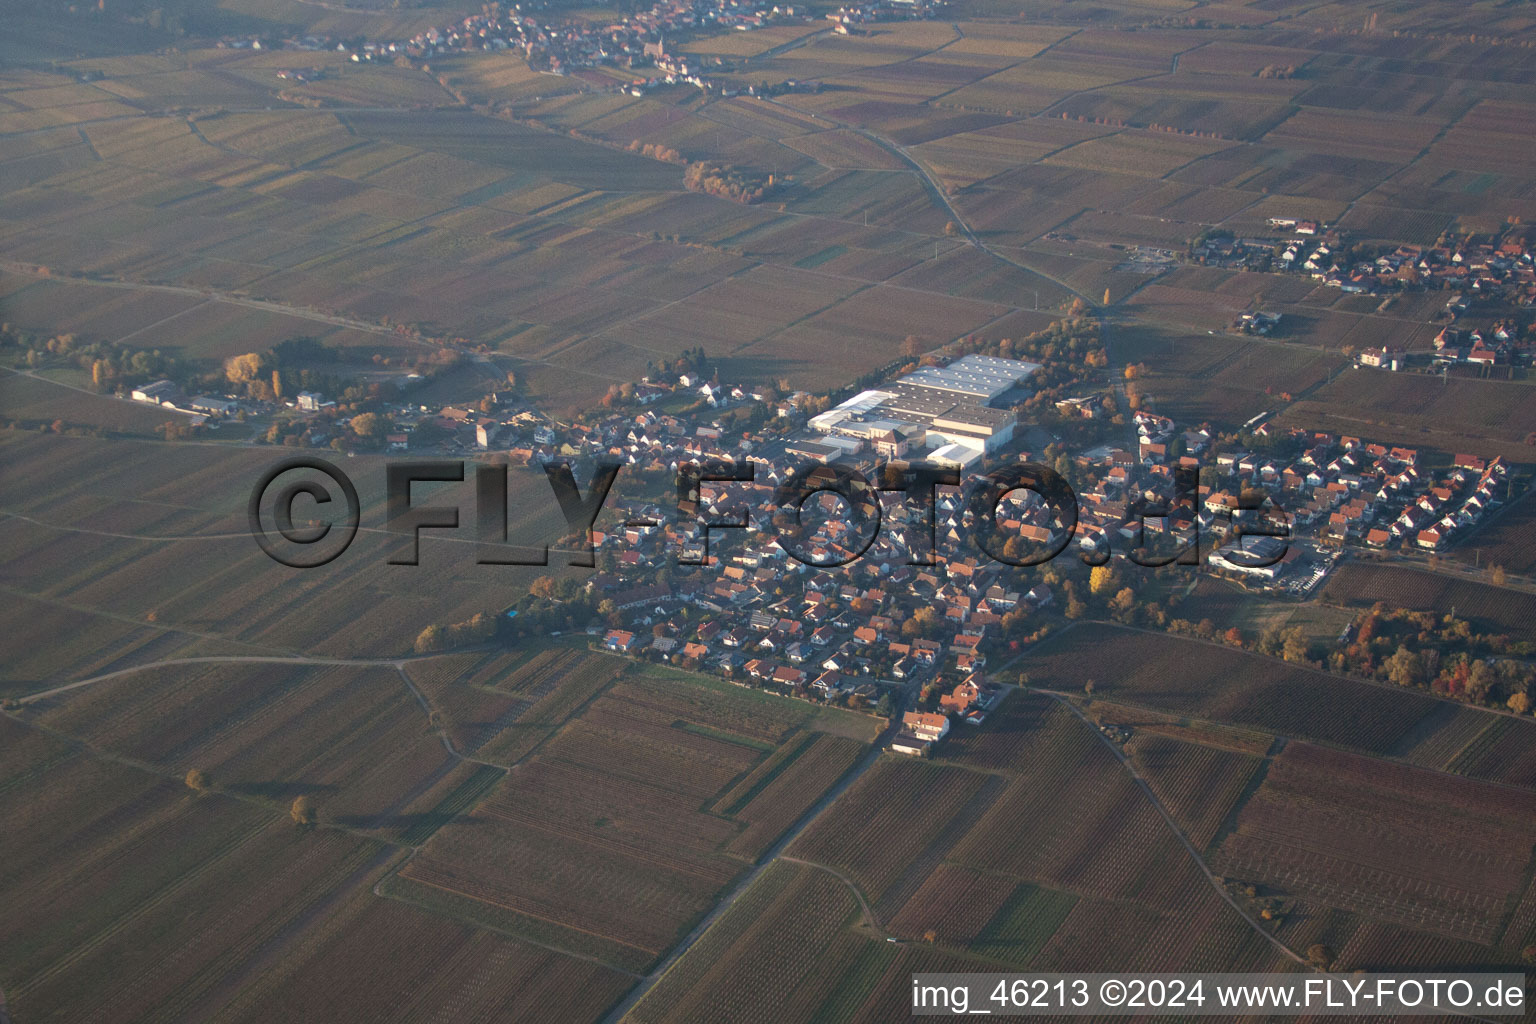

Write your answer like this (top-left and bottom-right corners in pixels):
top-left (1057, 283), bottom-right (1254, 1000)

top-left (16, 648), bottom-right (497, 706)
top-left (601, 702), bottom-right (910, 1023)
top-left (780, 855), bottom-right (886, 936)
top-left (1044, 692), bottom-right (1307, 967)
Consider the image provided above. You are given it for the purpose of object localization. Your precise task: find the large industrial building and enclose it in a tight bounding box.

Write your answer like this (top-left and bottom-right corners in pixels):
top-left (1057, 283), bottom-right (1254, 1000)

top-left (893, 354), bottom-right (1039, 405)
top-left (804, 353), bottom-right (1039, 463)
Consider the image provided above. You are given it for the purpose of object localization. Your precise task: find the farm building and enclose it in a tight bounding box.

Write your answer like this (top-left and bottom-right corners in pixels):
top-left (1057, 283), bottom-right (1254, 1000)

top-left (893, 711), bottom-right (949, 756)
top-left (189, 396), bottom-right (238, 416)
top-left (131, 380), bottom-right (182, 405)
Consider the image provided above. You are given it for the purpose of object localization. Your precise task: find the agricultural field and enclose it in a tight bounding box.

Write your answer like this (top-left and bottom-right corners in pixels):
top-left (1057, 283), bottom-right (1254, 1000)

top-left (10, 0), bottom-right (1533, 419)
top-left (1278, 372), bottom-right (1536, 464)
top-left (19, 658), bottom-right (520, 842)
top-left (1122, 732), bottom-right (1265, 849)
top-left (1017, 623), bottom-right (1514, 758)
top-left (1213, 742), bottom-right (1536, 946)
top-left (1454, 490), bottom-right (1536, 577)
top-left (788, 756), bottom-right (1002, 918)
top-left (384, 657), bottom-right (874, 972)
top-left (0, 714), bottom-right (634, 1024)
top-left (1320, 562), bottom-right (1536, 637)
top-left (0, 431), bottom-right (578, 663)
top-left (0, 623), bottom-right (875, 1011)
top-left (636, 690), bottom-right (1301, 1012)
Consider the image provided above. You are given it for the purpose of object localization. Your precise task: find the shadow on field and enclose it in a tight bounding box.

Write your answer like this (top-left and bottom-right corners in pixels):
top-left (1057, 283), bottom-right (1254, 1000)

top-left (329, 812), bottom-right (488, 841)
top-left (224, 780), bottom-right (338, 800)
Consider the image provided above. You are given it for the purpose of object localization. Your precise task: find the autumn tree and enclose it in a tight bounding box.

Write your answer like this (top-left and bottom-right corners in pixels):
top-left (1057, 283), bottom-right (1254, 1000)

top-left (414, 625), bottom-right (443, 654)
top-left (290, 795), bottom-right (315, 826)
top-left (1509, 692), bottom-right (1531, 715)
top-left (184, 769), bottom-right (208, 793)
top-left (225, 351), bottom-right (266, 384)
top-left (1466, 659), bottom-right (1497, 703)
top-left (1384, 646), bottom-right (1421, 688)
top-left (902, 606), bottom-right (941, 638)
top-left (1279, 627), bottom-right (1310, 664)
top-left (350, 412), bottom-right (387, 440)
top-left (1089, 564), bottom-right (1116, 595)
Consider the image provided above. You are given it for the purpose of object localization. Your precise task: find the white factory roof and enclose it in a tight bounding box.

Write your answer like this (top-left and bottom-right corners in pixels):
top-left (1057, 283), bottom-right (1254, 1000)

top-left (927, 439), bottom-right (984, 469)
top-left (808, 389), bottom-right (894, 433)
top-left (897, 354), bottom-right (1040, 402)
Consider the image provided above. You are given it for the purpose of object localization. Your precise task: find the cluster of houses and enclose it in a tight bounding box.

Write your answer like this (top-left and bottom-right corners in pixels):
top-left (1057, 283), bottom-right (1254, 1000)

top-left (1277, 229), bottom-right (1536, 302)
top-left (1235, 311), bottom-right (1283, 336)
top-left (1058, 410), bottom-right (1507, 583)
top-left (1070, 412), bottom-right (1217, 560)
top-left (224, 0), bottom-right (818, 79)
top-left (592, 491), bottom-right (1059, 681)
top-left (1357, 323), bottom-right (1526, 373)
top-left (1190, 222), bottom-right (1536, 310)
top-left (1431, 323), bottom-right (1527, 367)
top-left (1191, 234), bottom-right (1289, 271)
top-left (824, 0), bottom-right (941, 33)
top-left (1206, 430), bottom-right (1507, 556)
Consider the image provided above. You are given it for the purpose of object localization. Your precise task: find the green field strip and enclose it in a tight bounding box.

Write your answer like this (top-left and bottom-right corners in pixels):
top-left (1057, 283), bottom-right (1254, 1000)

top-left (718, 730), bottom-right (822, 815)
top-left (378, 871), bottom-right (653, 975)
top-left (1203, 742), bottom-right (1278, 858)
top-left (970, 882), bottom-right (1079, 966)
top-left (674, 719), bottom-right (778, 754)
top-left (809, 936), bottom-right (898, 1024)
top-left (397, 762), bottom-right (507, 847)
top-left (1447, 715), bottom-right (1514, 775)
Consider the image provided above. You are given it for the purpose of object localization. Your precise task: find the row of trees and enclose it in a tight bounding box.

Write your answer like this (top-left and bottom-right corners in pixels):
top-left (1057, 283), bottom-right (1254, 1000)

top-left (1, 324), bottom-right (184, 393)
top-left (626, 140), bottom-right (683, 164)
top-left (185, 769), bottom-right (315, 824)
top-left (414, 612), bottom-right (499, 653)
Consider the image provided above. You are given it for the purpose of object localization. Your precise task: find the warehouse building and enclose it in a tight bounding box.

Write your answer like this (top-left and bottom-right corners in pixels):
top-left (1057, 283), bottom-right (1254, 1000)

top-left (895, 354), bottom-right (1040, 407)
top-left (801, 354), bottom-right (1035, 457)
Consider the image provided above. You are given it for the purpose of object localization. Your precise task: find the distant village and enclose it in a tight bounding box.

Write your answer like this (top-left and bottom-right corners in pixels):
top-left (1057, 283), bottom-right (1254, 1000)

top-left (223, 0), bottom-right (943, 97)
